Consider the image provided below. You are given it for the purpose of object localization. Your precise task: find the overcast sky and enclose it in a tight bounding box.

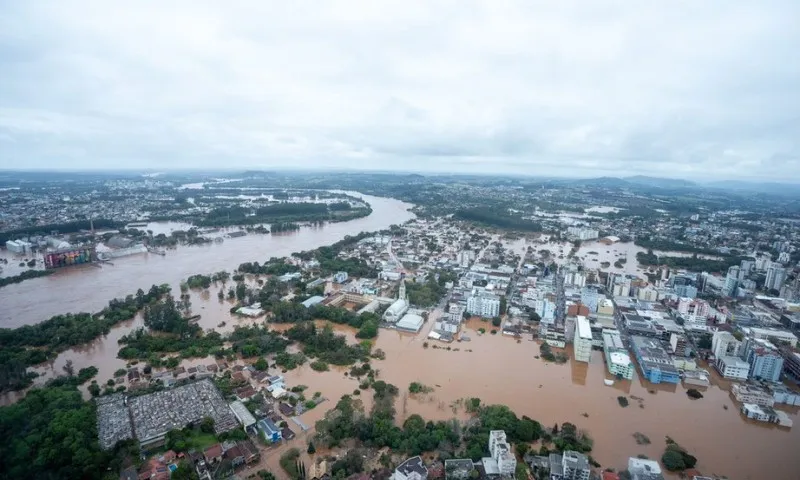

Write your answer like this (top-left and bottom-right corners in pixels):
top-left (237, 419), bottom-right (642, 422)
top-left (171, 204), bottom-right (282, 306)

top-left (1, 1), bottom-right (798, 180)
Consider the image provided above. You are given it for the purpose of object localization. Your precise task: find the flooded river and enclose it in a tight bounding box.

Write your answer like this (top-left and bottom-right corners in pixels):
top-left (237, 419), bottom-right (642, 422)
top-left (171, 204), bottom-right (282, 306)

top-left (0, 193), bottom-right (414, 328)
top-left (2, 196), bottom-right (794, 478)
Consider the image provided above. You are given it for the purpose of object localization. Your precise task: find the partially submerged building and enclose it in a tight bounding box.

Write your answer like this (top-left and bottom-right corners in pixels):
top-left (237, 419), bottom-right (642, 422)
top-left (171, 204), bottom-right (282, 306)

top-left (630, 336), bottom-right (680, 384)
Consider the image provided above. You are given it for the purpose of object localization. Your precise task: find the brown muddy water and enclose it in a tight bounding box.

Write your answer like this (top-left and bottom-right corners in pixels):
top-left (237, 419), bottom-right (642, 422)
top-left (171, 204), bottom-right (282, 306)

top-left (2, 196), bottom-right (795, 478)
top-left (17, 295), bottom-right (800, 479)
top-left (0, 193), bottom-right (413, 328)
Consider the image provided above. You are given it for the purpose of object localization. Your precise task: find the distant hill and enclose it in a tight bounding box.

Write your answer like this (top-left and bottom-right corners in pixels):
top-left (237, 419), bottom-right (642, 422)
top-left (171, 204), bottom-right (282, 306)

top-left (704, 180), bottom-right (800, 197)
top-left (571, 176), bottom-right (696, 189)
top-left (624, 175), bottom-right (697, 188)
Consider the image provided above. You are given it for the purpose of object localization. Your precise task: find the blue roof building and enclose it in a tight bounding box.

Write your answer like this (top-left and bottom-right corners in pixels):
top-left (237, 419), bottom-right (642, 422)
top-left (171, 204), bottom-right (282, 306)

top-left (630, 336), bottom-right (680, 384)
top-left (257, 418), bottom-right (283, 443)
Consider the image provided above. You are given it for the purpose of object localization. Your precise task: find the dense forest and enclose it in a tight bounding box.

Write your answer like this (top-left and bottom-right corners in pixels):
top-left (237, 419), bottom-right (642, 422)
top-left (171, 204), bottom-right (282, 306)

top-left (195, 202), bottom-right (371, 227)
top-left (455, 208), bottom-right (544, 232)
top-left (634, 236), bottom-right (720, 255)
top-left (636, 250), bottom-right (743, 273)
top-left (0, 383), bottom-right (114, 479)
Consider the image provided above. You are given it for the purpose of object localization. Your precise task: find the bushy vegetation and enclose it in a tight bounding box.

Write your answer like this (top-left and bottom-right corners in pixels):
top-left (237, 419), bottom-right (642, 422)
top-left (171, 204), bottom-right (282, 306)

top-left (686, 388), bottom-right (704, 399)
top-left (0, 284), bottom-right (170, 391)
top-left (661, 438), bottom-right (697, 471)
top-left (408, 382), bottom-right (434, 394)
top-left (455, 208), bottom-right (544, 232)
top-left (0, 269), bottom-right (54, 288)
top-left (635, 237), bottom-right (719, 255)
top-left (144, 296), bottom-right (198, 336)
top-left (238, 259), bottom-right (300, 276)
top-left (405, 271), bottom-right (456, 307)
top-left (636, 250), bottom-right (743, 273)
top-left (0, 384), bottom-right (113, 479)
top-left (185, 274), bottom-right (212, 289)
top-left (286, 322), bottom-right (369, 365)
top-left (539, 342), bottom-right (569, 363)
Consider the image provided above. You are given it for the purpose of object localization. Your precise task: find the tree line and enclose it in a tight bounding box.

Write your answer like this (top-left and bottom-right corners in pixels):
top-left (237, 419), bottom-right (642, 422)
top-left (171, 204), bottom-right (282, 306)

top-left (0, 284), bottom-right (171, 392)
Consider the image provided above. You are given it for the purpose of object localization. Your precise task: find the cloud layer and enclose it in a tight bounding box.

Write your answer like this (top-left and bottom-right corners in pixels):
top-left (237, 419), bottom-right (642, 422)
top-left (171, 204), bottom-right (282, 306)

top-left (1, 1), bottom-right (798, 180)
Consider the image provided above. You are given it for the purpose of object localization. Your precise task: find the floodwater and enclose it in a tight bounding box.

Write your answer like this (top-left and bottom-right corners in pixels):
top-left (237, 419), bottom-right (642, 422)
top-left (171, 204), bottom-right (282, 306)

top-left (3, 195), bottom-right (795, 477)
top-left (0, 193), bottom-right (414, 328)
top-left (270, 318), bottom-right (799, 479)
top-left (8, 286), bottom-right (799, 478)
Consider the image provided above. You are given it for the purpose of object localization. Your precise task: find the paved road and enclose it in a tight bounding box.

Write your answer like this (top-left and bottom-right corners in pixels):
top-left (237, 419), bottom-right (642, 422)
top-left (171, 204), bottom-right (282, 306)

top-left (387, 239), bottom-right (405, 272)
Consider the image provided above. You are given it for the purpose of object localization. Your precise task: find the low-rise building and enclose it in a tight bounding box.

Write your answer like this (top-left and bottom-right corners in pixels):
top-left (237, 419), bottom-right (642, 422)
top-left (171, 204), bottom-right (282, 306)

top-left (716, 356), bottom-right (750, 381)
top-left (393, 456), bottom-right (428, 480)
top-left (628, 457), bottom-right (664, 480)
top-left (730, 384), bottom-right (775, 406)
top-left (630, 336), bottom-right (680, 384)
top-left (741, 403), bottom-right (793, 428)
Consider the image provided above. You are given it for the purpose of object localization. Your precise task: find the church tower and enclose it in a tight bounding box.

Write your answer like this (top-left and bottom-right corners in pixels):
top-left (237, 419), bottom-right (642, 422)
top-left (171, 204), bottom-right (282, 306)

top-left (398, 279), bottom-right (406, 301)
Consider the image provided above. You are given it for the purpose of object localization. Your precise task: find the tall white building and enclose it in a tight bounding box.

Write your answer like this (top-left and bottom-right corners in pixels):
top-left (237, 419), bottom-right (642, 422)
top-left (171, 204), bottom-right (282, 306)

top-left (566, 227), bottom-right (599, 241)
top-left (677, 298), bottom-right (710, 325)
top-left (488, 431), bottom-right (516, 476)
top-left (573, 316), bottom-right (592, 363)
top-left (564, 270), bottom-right (586, 288)
top-left (765, 266), bottom-right (787, 291)
top-left (603, 329), bottom-right (634, 379)
top-left (712, 331), bottom-right (741, 359)
top-left (466, 291), bottom-right (501, 318)
top-left (560, 451), bottom-right (591, 480)
top-left (383, 280), bottom-right (409, 323)
top-left (637, 286), bottom-right (659, 302)
top-left (724, 266), bottom-right (739, 296)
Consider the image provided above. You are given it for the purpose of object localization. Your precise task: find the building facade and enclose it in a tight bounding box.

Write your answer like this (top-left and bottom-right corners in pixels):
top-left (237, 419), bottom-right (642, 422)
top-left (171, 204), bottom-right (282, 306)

top-left (603, 330), bottom-right (634, 379)
top-left (466, 292), bottom-right (501, 318)
top-left (765, 266), bottom-right (787, 292)
top-left (488, 430), bottom-right (516, 476)
top-left (630, 336), bottom-right (680, 384)
top-left (573, 317), bottom-right (592, 363)
top-left (716, 356), bottom-right (750, 381)
top-left (741, 338), bottom-right (784, 382)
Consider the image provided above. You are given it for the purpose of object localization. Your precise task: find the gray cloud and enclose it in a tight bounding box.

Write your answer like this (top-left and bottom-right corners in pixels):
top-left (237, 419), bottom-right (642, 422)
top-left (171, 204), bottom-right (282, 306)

top-left (0, 1), bottom-right (798, 180)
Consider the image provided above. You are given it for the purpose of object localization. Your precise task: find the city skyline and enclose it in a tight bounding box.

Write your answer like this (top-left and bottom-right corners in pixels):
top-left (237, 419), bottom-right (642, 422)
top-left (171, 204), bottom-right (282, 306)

top-left (1, 1), bottom-right (799, 180)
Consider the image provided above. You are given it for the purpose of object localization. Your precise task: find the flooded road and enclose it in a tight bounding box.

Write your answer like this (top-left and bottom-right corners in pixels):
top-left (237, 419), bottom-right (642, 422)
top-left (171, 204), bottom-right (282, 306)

top-left (0, 193), bottom-right (414, 328)
top-left (13, 289), bottom-right (799, 478)
top-left (2, 197), bottom-right (793, 478)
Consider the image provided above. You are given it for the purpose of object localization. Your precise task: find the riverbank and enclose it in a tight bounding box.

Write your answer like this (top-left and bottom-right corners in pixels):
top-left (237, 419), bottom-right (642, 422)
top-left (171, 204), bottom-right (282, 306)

top-left (0, 192), bottom-right (414, 328)
top-left (12, 289), bottom-right (800, 478)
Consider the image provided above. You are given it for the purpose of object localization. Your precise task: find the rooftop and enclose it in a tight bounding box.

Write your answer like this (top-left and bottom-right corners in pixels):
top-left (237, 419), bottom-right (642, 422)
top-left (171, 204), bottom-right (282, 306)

top-left (396, 456), bottom-right (428, 478)
top-left (229, 400), bottom-right (257, 427)
top-left (576, 316), bottom-right (591, 340)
